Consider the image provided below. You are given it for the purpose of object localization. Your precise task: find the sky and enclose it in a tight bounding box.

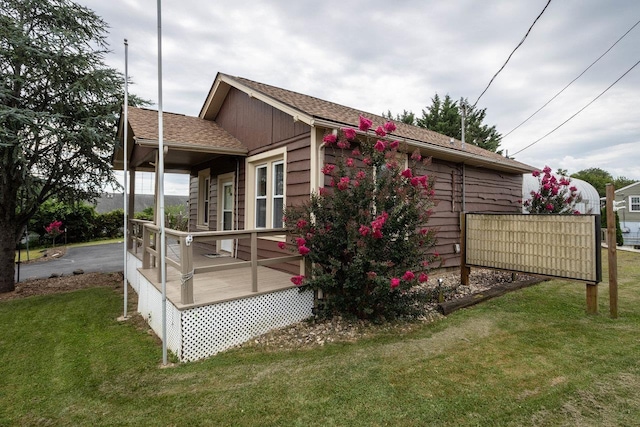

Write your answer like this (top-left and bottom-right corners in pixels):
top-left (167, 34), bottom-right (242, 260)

top-left (83, 0), bottom-right (640, 195)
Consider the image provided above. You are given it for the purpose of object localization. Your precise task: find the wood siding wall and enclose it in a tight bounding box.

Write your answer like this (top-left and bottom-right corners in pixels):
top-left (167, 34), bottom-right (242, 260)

top-left (216, 88), bottom-right (310, 152)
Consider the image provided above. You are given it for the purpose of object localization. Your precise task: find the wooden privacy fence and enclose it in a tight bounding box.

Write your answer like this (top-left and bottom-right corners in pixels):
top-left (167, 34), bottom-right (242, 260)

top-left (461, 213), bottom-right (602, 313)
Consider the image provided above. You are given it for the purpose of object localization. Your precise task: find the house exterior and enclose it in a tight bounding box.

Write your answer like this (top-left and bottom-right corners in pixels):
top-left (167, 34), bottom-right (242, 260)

top-left (614, 181), bottom-right (640, 246)
top-left (113, 72), bottom-right (534, 360)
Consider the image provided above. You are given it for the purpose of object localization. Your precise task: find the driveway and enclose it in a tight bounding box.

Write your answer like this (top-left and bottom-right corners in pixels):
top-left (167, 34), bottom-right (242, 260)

top-left (16, 242), bottom-right (124, 281)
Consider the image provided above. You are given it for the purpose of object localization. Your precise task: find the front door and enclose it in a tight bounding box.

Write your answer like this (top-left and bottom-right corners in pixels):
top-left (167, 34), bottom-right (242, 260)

top-left (220, 180), bottom-right (234, 253)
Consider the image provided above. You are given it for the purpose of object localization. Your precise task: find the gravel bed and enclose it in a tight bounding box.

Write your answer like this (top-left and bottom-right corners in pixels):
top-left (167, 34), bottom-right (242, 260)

top-left (237, 269), bottom-right (533, 351)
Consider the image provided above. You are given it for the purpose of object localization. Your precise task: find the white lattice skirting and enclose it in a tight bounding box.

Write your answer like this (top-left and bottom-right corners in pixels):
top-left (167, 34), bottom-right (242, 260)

top-left (127, 253), bottom-right (313, 362)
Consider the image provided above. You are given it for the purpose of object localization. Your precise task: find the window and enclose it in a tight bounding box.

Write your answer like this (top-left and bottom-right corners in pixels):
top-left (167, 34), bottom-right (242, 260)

top-left (197, 169), bottom-right (211, 227)
top-left (247, 148), bottom-right (286, 229)
top-left (630, 196), bottom-right (640, 212)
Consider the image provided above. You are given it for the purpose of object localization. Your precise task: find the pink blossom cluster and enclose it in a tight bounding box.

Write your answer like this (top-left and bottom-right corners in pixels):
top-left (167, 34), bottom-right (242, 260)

top-left (524, 166), bottom-right (582, 214)
top-left (45, 220), bottom-right (63, 235)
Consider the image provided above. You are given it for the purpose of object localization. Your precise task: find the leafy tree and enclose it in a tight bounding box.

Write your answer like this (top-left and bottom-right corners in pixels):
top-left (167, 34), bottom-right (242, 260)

top-left (570, 168), bottom-right (613, 197)
top-left (388, 94), bottom-right (503, 153)
top-left (0, 0), bottom-right (143, 292)
top-left (613, 176), bottom-right (636, 191)
top-left (284, 116), bottom-right (439, 320)
top-left (601, 207), bottom-right (624, 246)
top-left (382, 109), bottom-right (416, 125)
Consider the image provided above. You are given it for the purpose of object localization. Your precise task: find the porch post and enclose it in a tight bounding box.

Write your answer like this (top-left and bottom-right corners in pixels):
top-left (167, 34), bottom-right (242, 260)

top-left (142, 224), bottom-right (151, 269)
top-left (180, 235), bottom-right (194, 304)
top-left (251, 231), bottom-right (258, 292)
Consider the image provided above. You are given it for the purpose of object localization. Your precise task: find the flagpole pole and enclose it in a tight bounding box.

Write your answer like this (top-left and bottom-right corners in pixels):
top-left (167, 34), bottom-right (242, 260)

top-left (157, 0), bottom-right (168, 365)
top-left (122, 38), bottom-right (129, 320)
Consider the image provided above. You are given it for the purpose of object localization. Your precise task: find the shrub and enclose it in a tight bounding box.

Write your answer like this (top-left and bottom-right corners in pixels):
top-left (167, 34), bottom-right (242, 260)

top-left (284, 116), bottom-right (439, 320)
top-left (600, 207), bottom-right (624, 246)
top-left (96, 209), bottom-right (124, 238)
top-left (523, 166), bottom-right (583, 214)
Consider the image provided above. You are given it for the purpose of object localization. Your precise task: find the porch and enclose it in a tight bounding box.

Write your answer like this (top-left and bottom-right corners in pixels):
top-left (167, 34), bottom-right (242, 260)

top-left (128, 219), bottom-right (308, 309)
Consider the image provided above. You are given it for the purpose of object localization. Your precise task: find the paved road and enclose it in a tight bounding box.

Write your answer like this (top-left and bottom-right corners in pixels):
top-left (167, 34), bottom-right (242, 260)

top-left (16, 242), bottom-right (124, 282)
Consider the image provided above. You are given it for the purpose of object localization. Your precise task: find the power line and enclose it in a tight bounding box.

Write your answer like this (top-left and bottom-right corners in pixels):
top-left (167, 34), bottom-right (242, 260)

top-left (512, 57), bottom-right (640, 156)
top-left (472, 0), bottom-right (552, 108)
top-left (503, 18), bottom-right (640, 139)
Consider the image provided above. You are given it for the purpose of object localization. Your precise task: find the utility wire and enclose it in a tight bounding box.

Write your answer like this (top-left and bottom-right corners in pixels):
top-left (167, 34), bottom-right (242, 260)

top-left (512, 57), bottom-right (640, 156)
top-left (503, 18), bottom-right (640, 138)
top-left (472, 0), bottom-right (552, 108)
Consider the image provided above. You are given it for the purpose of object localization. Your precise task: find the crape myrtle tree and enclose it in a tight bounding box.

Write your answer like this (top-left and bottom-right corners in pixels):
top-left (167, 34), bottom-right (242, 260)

top-left (522, 166), bottom-right (583, 214)
top-left (283, 116), bottom-right (440, 320)
top-left (0, 0), bottom-right (141, 293)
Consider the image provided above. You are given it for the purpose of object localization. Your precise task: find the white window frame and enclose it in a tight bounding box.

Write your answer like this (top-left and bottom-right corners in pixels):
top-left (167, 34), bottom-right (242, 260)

top-left (245, 147), bottom-right (287, 230)
top-left (630, 195), bottom-right (640, 212)
top-left (197, 169), bottom-right (211, 228)
top-left (272, 160), bottom-right (285, 228)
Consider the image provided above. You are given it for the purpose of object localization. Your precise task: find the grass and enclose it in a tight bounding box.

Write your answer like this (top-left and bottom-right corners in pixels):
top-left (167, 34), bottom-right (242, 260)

top-left (1, 249), bottom-right (639, 426)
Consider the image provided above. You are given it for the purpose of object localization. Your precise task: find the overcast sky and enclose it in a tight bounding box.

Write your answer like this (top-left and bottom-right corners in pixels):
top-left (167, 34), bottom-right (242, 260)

top-left (83, 0), bottom-right (640, 195)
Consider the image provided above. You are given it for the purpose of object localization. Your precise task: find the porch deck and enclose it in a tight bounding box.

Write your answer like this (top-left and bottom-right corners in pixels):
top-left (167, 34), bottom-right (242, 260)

top-left (137, 245), bottom-right (296, 309)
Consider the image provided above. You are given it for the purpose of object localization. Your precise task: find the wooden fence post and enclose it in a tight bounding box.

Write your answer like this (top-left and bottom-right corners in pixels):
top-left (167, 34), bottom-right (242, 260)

top-left (251, 231), bottom-right (258, 293)
top-left (460, 212), bottom-right (470, 286)
top-left (606, 183), bottom-right (618, 318)
top-left (586, 283), bottom-right (598, 314)
top-left (142, 225), bottom-right (151, 269)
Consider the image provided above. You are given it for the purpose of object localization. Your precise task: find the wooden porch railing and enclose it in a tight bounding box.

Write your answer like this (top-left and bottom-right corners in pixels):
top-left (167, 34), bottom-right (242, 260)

top-left (129, 220), bottom-right (305, 305)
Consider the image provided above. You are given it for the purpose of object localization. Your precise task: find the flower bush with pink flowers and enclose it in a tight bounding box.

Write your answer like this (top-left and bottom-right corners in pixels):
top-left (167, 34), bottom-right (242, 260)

top-left (283, 115), bottom-right (439, 319)
top-left (523, 166), bottom-right (583, 214)
top-left (45, 220), bottom-right (63, 247)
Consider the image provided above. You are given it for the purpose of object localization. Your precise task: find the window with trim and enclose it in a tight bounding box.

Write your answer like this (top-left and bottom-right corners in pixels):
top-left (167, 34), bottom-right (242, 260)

top-left (247, 150), bottom-right (286, 229)
top-left (630, 196), bottom-right (640, 212)
top-left (198, 169), bottom-right (210, 226)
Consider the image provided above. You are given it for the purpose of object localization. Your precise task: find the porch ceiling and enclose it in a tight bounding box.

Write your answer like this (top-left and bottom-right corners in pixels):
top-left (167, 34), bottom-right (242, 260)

top-left (114, 106), bottom-right (247, 172)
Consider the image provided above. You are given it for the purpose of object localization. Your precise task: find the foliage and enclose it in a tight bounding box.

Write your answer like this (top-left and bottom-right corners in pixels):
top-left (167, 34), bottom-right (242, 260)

top-left (30, 200), bottom-right (97, 244)
top-left (135, 206), bottom-right (155, 221)
top-left (284, 116), bottom-right (439, 320)
top-left (601, 207), bottom-right (624, 246)
top-left (523, 166), bottom-right (583, 214)
top-left (613, 176), bottom-right (637, 191)
top-left (95, 209), bottom-right (124, 239)
top-left (133, 205), bottom-right (188, 231)
top-left (0, 0), bottom-right (147, 292)
top-left (570, 167), bottom-right (613, 197)
top-left (45, 220), bottom-right (63, 247)
top-left (382, 109), bottom-right (416, 125)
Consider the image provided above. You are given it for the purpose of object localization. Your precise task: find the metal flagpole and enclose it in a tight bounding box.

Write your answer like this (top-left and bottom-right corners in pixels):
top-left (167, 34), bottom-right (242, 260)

top-left (157, 0), bottom-right (168, 365)
top-left (123, 38), bottom-right (129, 319)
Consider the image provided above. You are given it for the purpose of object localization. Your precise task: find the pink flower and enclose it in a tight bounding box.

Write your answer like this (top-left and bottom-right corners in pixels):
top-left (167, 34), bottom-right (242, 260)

top-left (551, 186), bottom-right (559, 196)
top-left (295, 237), bottom-right (306, 247)
top-left (420, 228), bottom-right (429, 235)
top-left (401, 168), bottom-right (413, 179)
top-left (321, 164), bottom-right (335, 175)
top-left (277, 242), bottom-right (286, 250)
top-left (323, 133), bottom-right (337, 145)
top-left (573, 210), bottom-right (581, 215)
top-left (346, 158), bottom-right (355, 167)
top-left (419, 273), bottom-right (429, 283)
top-left (402, 271), bottom-right (415, 281)
top-left (374, 140), bottom-right (386, 152)
top-left (559, 178), bottom-right (571, 186)
top-left (545, 203), bottom-right (554, 211)
top-left (337, 140), bottom-right (349, 149)
top-left (318, 187), bottom-right (328, 196)
top-left (356, 171), bottom-right (366, 180)
top-left (298, 245), bottom-right (310, 255)
top-left (296, 219), bottom-right (308, 229)
top-left (384, 121), bottom-right (397, 132)
top-left (359, 115), bottom-right (373, 132)
top-left (569, 186), bottom-right (577, 192)
top-left (390, 277), bottom-right (400, 289)
top-left (351, 148), bottom-right (361, 157)
top-left (411, 150), bottom-right (422, 161)
top-left (543, 166), bottom-right (552, 174)
top-left (367, 271), bottom-right (377, 280)
top-left (410, 177), bottom-right (420, 187)
top-left (374, 126), bottom-right (386, 137)
top-left (342, 127), bottom-right (356, 140)
top-left (337, 176), bottom-right (350, 191)
top-left (363, 157), bottom-right (372, 166)
top-left (433, 252), bottom-right (439, 258)
top-left (358, 225), bottom-right (371, 237)
top-left (389, 140), bottom-right (399, 149)
top-left (532, 170), bottom-right (540, 177)
top-left (291, 275), bottom-right (305, 286)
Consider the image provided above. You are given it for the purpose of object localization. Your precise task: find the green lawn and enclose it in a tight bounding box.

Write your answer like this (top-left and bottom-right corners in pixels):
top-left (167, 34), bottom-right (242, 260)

top-left (1, 250), bottom-right (639, 426)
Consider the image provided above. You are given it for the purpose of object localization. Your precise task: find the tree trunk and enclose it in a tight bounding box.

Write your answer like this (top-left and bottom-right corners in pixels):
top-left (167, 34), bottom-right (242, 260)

top-left (0, 223), bottom-right (17, 293)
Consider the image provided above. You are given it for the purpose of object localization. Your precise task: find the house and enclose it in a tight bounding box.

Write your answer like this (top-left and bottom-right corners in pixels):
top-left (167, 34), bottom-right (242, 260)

top-left (113, 72), bottom-right (533, 361)
top-left (613, 181), bottom-right (640, 246)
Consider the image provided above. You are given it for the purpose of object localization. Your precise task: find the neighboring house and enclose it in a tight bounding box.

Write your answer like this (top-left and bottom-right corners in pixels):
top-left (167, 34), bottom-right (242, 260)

top-left (113, 72), bottom-right (534, 361)
top-left (94, 192), bottom-right (188, 214)
top-left (613, 181), bottom-right (640, 246)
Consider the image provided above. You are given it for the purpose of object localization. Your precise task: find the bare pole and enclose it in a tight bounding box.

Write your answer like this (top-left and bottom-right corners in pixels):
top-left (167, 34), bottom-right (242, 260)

top-left (157, 0), bottom-right (168, 365)
top-left (122, 38), bottom-right (129, 319)
top-left (606, 183), bottom-right (618, 318)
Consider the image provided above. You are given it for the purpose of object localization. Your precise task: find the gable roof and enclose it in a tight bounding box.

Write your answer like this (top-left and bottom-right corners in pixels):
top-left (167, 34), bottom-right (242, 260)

top-left (200, 73), bottom-right (533, 174)
top-left (128, 106), bottom-right (247, 154)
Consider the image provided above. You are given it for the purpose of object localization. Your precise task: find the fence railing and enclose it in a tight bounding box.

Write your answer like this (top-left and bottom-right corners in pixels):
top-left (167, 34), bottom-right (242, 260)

top-left (128, 220), bottom-right (304, 305)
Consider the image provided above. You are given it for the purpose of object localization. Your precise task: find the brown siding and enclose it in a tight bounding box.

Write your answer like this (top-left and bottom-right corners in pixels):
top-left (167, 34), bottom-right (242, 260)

top-left (188, 175), bottom-right (198, 232)
top-left (216, 88), bottom-right (310, 151)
